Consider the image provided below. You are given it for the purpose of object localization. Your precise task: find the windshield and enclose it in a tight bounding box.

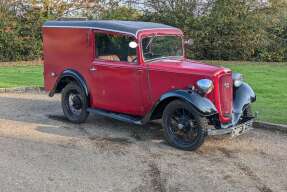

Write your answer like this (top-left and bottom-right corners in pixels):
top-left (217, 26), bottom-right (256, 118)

top-left (142, 35), bottom-right (183, 61)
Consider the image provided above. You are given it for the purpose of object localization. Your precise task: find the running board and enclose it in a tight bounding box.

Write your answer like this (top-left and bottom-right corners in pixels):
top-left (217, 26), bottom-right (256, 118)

top-left (87, 108), bottom-right (143, 125)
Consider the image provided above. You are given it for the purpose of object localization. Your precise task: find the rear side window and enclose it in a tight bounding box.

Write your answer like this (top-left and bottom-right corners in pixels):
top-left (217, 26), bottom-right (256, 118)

top-left (95, 33), bottom-right (137, 63)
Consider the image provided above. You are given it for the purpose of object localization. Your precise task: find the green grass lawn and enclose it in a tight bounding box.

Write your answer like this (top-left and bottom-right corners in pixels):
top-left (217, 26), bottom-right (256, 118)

top-left (207, 61), bottom-right (287, 124)
top-left (0, 65), bottom-right (43, 88)
top-left (0, 61), bottom-right (286, 124)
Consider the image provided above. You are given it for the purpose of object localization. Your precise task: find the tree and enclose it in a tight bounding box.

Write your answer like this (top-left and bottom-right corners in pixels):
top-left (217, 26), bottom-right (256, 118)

top-left (0, 0), bottom-right (102, 61)
top-left (100, 5), bottom-right (142, 20)
top-left (191, 0), bottom-right (268, 60)
top-left (143, 0), bottom-right (202, 29)
top-left (0, 1), bottom-right (20, 61)
top-left (1, 0), bottom-right (287, 62)
top-left (255, 0), bottom-right (287, 61)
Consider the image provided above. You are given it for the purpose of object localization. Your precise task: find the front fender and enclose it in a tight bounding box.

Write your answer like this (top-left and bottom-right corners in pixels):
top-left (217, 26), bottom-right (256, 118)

top-left (232, 82), bottom-right (256, 125)
top-left (148, 90), bottom-right (217, 121)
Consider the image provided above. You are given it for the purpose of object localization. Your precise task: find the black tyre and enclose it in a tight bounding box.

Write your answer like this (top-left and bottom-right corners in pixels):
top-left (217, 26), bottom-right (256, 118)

top-left (61, 82), bottom-right (89, 123)
top-left (243, 105), bottom-right (253, 118)
top-left (162, 100), bottom-right (208, 151)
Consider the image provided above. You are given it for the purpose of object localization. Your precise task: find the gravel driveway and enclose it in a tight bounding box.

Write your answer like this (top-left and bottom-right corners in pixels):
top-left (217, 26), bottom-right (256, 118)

top-left (0, 92), bottom-right (286, 192)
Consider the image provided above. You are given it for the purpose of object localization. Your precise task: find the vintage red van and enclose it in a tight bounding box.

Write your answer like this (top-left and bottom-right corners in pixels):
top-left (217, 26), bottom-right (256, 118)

top-left (43, 20), bottom-right (256, 150)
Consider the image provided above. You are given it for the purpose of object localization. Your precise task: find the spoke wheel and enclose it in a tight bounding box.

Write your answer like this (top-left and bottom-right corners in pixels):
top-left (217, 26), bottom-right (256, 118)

top-left (168, 108), bottom-right (200, 145)
top-left (163, 100), bottom-right (208, 151)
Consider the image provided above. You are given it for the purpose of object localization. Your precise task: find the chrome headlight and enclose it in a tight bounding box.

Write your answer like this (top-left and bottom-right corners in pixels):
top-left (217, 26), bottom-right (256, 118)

top-left (196, 79), bottom-right (214, 94)
top-left (232, 72), bottom-right (243, 87)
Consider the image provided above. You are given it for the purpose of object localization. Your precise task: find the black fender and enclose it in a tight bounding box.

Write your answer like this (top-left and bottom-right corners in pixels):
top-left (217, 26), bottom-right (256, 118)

top-left (145, 89), bottom-right (218, 122)
top-left (49, 69), bottom-right (89, 97)
top-left (232, 82), bottom-right (256, 125)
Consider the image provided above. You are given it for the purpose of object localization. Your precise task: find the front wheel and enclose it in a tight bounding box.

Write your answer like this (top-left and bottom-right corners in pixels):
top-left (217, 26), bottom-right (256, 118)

top-left (162, 100), bottom-right (208, 151)
top-left (243, 105), bottom-right (253, 118)
top-left (61, 82), bottom-right (89, 123)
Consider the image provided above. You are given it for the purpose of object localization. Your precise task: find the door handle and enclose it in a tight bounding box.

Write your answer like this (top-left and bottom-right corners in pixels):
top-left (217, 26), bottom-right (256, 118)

top-left (89, 66), bottom-right (97, 72)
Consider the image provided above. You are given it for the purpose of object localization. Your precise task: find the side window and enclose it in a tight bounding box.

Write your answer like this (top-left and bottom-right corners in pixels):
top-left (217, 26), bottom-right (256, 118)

top-left (95, 33), bottom-right (137, 63)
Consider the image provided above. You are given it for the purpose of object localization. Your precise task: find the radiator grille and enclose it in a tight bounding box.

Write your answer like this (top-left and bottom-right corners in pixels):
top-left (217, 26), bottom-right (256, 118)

top-left (219, 73), bottom-right (233, 117)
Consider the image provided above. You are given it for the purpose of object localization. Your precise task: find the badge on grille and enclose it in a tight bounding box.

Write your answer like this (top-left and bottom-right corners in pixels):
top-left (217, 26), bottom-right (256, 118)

top-left (224, 82), bottom-right (231, 88)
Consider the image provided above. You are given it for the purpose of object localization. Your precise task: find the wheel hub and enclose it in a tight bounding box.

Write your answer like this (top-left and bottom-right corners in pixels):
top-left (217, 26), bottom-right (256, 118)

top-left (177, 123), bottom-right (184, 130)
top-left (177, 117), bottom-right (192, 132)
top-left (68, 93), bottom-right (82, 114)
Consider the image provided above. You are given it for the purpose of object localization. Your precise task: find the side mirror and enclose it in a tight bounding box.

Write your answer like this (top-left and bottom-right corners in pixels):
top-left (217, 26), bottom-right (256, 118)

top-left (129, 41), bottom-right (138, 49)
top-left (185, 39), bottom-right (193, 46)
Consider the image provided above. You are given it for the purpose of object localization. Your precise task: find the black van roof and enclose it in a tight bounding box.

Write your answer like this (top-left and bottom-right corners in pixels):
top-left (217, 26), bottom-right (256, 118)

top-left (43, 20), bottom-right (180, 36)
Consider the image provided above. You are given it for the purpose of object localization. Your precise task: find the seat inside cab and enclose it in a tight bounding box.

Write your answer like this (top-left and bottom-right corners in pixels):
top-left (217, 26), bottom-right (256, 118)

top-left (95, 33), bottom-right (137, 63)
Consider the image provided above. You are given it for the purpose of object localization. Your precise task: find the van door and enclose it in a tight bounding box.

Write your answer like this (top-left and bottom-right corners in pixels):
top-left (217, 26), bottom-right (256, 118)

top-left (89, 32), bottom-right (144, 116)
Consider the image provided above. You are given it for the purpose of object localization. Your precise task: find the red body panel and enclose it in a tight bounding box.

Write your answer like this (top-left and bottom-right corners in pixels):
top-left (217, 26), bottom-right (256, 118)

top-left (90, 61), bottom-right (145, 116)
top-left (43, 28), bottom-right (94, 92)
top-left (43, 27), bottom-right (232, 123)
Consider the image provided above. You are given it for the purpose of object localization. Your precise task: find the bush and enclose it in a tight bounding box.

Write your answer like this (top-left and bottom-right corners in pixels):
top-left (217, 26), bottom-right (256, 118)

top-left (143, 0), bottom-right (287, 62)
top-left (0, 0), bottom-right (286, 62)
top-left (0, 3), bottom-right (46, 61)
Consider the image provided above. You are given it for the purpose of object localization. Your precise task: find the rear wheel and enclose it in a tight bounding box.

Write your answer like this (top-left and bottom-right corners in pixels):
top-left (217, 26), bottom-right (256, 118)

top-left (162, 100), bottom-right (208, 151)
top-left (61, 82), bottom-right (89, 123)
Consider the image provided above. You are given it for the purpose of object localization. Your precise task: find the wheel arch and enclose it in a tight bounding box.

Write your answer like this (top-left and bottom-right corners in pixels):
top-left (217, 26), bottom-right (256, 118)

top-left (49, 69), bottom-right (89, 98)
top-left (149, 96), bottom-right (180, 120)
top-left (147, 90), bottom-right (218, 122)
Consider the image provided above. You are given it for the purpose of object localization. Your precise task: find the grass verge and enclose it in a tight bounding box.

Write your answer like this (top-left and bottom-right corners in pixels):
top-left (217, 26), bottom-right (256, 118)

top-left (207, 61), bottom-right (287, 124)
top-left (0, 65), bottom-right (43, 88)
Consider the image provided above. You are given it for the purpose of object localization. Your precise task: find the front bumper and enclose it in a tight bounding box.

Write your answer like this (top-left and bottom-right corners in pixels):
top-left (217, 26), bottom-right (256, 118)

top-left (208, 118), bottom-right (254, 136)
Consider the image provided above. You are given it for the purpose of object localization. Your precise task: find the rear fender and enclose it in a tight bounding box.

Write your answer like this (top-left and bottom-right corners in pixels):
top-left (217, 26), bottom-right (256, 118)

top-left (49, 69), bottom-right (89, 97)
